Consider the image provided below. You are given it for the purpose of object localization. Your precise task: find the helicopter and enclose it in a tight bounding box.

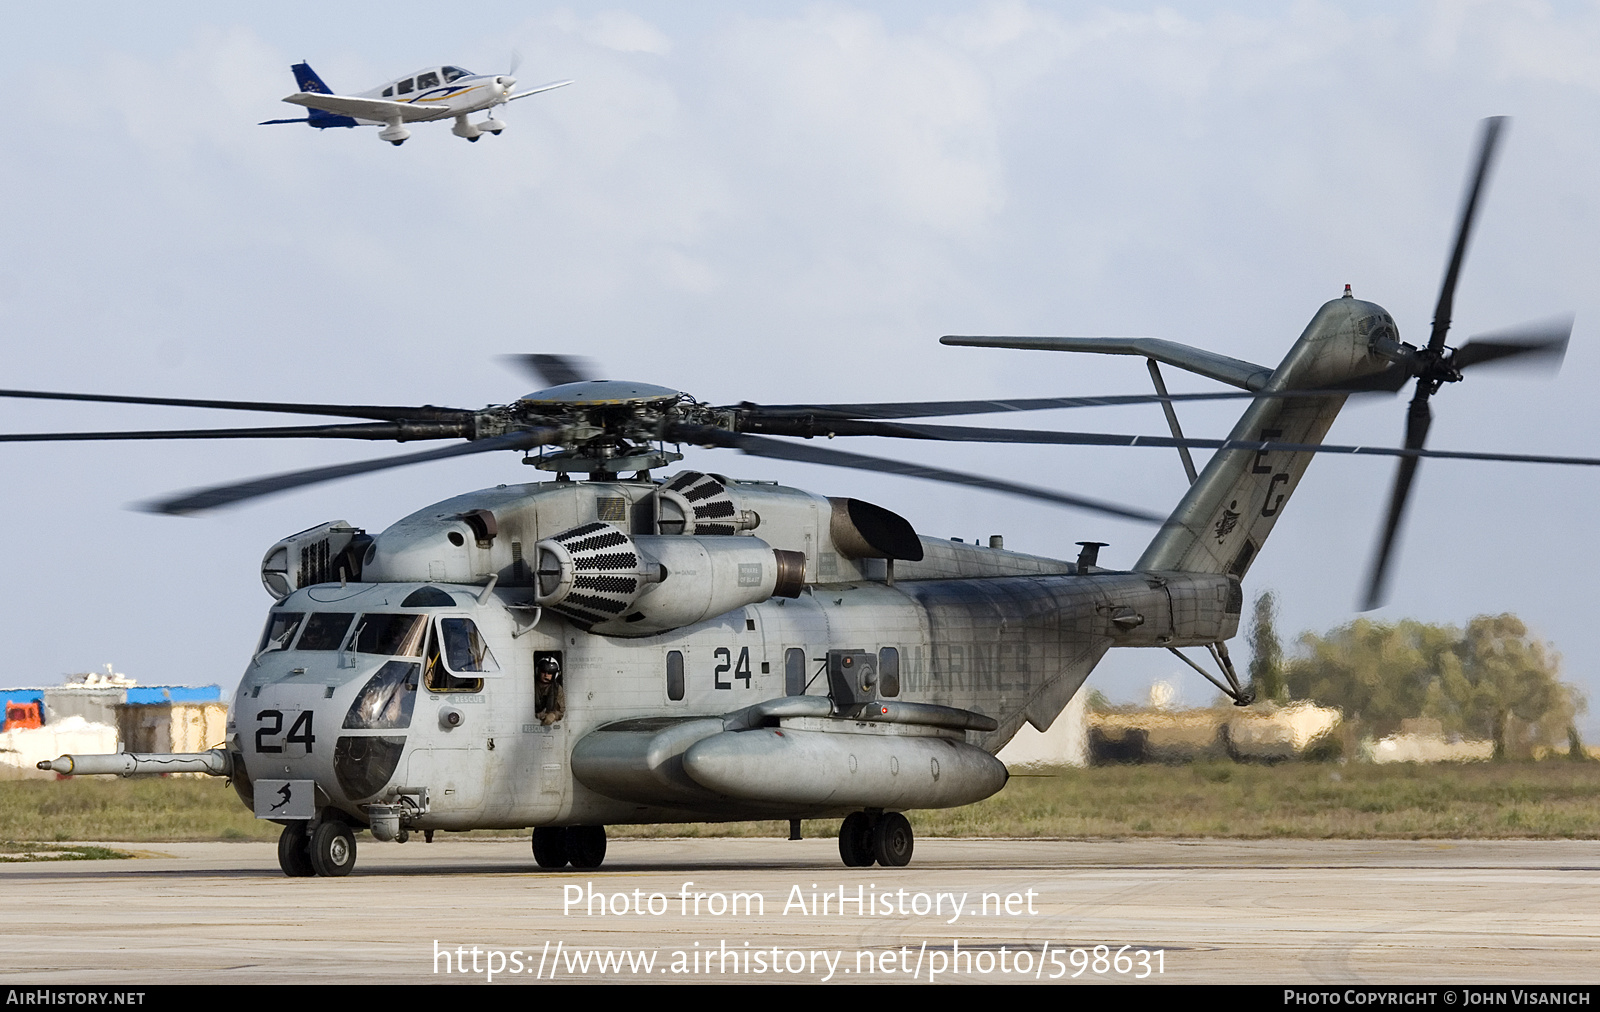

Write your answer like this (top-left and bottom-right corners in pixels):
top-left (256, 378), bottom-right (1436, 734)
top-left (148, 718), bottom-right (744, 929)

top-left (25, 117), bottom-right (1586, 876)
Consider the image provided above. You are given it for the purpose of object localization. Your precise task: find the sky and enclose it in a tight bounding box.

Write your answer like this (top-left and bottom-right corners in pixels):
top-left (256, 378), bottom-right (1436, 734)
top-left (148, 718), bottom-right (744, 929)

top-left (2, 1), bottom-right (1599, 732)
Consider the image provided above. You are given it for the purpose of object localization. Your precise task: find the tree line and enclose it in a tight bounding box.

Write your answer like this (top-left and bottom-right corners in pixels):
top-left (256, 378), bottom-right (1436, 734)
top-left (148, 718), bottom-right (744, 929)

top-left (1247, 591), bottom-right (1584, 760)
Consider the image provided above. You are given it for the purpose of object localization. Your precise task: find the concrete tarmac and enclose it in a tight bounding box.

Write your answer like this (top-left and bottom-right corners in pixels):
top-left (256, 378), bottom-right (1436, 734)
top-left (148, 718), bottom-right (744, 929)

top-left (1, 836), bottom-right (1597, 985)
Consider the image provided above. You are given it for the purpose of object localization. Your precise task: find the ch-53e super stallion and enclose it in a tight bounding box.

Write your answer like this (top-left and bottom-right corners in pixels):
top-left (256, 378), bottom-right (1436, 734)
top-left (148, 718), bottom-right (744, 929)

top-left (22, 117), bottom-right (1586, 876)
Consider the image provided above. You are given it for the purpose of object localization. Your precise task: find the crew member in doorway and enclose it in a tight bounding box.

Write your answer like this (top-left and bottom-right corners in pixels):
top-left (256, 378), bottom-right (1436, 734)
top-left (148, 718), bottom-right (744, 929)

top-left (535, 655), bottom-right (565, 725)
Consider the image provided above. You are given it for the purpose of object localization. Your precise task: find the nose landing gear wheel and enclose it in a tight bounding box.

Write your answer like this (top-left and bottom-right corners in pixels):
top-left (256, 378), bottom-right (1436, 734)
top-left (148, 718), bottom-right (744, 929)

top-left (309, 821), bottom-right (357, 877)
top-left (838, 812), bottom-right (874, 867)
top-left (872, 812), bottom-right (913, 867)
top-left (277, 823), bottom-right (314, 877)
top-left (532, 827), bottom-right (569, 869)
top-left (566, 825), bottom-right (607, 869)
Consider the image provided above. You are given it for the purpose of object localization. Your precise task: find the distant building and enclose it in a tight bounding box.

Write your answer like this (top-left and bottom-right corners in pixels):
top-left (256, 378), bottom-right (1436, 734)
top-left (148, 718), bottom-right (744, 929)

top-left (0, 667), bottom-right (225, 778)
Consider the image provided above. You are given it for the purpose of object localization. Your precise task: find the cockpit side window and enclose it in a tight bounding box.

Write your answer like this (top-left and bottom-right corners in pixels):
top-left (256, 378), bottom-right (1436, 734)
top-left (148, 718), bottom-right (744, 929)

top-left (297, 612), bottom-right (355, 651)
top-left (354, 614), bottom-right (428, 657)
top-left (382, 86), bottom-right (394, 98)
top-left (440, 618), bottom-right (500, 674)
top-left (397, 78), bottom-right (414, 95)
top-left (423, 621), bottom-right (483, 692)
top-left (257, 612), bottom-right (304, 655)
top-left (416, 71), bottom-right (440, 90)
top-left (442, 66), bottom-right (469, 83)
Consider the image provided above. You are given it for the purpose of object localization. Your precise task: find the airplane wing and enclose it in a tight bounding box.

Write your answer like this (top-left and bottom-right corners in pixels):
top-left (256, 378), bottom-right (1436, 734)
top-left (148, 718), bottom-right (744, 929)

top-left (507, 80), bottom-right (573, 102)
top-left (281, 93), bottom-right (448, 123)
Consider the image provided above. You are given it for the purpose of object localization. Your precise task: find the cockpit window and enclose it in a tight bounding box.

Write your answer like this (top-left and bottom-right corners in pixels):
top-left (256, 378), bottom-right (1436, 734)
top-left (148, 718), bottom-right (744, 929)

top-left (442, 66), bottom-right (470, 83)
top-left (416, 71), bottom-right (440, 90)
top-left (441, 618), bottom-right (500, 674)
top-left (257, 612), bottom-right (303, 654)
top-left (343, 661), bottom-right (419, 730)
top-left (423, 621), bottom-right (482, 692)
top-left (297, 613), bottom-right (355, 651)
top-left (397, 78), bottom-right (414, 95)
top-left (354, 614), bottom-right (428, 656)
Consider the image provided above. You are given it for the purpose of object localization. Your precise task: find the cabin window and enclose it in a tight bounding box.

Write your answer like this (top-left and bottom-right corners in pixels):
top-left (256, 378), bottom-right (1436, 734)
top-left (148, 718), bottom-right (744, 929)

top-left (257, 612), bottom-right (303, 654)
top-left (354, 614), bottom-right (428, 657)
top-left (878, 647), bottom-right (900, 697)
top-left (785, 648), bottom-right (807, 695)
top-left (666, 651), bottom-right (685, 701)
top-left (442, 66), bottom-right (469, 83)
top-left (382, 86), bottom-right (393, 97)
top-left (416, 71), bottom-right (440, 90)
top-left (440, 618), bottom-right (499, 674)
top-left (297, 612), bottom-right (355, 651)
top-left (397, 78), bottom-right (414, 95)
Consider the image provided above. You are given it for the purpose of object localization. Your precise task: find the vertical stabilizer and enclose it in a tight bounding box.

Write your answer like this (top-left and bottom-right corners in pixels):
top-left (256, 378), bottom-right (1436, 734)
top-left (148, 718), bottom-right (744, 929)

top-left (1135, 296), bottom-right (1399, 577)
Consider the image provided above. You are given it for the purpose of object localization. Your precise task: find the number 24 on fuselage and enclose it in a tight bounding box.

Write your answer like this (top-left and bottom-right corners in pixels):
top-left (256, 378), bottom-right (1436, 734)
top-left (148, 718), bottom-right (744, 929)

top-left (260, 62), bottom-right (572, 146)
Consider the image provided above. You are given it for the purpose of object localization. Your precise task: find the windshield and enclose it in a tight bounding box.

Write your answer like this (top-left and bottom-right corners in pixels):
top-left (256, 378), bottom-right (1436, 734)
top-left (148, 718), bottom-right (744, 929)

top-left (343, 661), bottom-right (418, 730)
top-left (257, 612), bottom-right (303, 654)
top-left (297, 613), bottom-right (354, 651)
top-left (442, 66), bottom-right (470, 83)
top-left (354, 614), bottom-right (428, 657)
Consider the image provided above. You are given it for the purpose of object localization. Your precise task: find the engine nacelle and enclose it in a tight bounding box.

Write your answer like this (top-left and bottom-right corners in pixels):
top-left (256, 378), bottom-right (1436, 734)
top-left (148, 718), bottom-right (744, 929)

top-left (534, 523), bottom-right (804, 635)
top-left (260, 521), bottom-right (370, 600)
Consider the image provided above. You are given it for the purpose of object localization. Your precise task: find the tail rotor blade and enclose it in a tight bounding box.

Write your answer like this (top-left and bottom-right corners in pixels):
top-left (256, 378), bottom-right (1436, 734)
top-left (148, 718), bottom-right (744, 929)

top-left (1361, 395), bottom-right (1433, 610)
top-left (1429, 116), bottom-right (1508, 354)
top-left (1453, 315), bottom-right (1573, 372)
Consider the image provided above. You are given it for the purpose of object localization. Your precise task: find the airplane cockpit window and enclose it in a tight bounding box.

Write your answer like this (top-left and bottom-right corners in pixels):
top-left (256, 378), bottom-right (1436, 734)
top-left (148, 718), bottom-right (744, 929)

top-left (423, 621), bottom-right (483, 692)
top-left (397, 78), bottom-right (415, 95)
top-left (442, 66), bottom-right (469, 83)
top-left (382, 87), bottom-right (394, 98)
top-left (354, 614), bottom-right (428, 657)
top-left (416, 71), bottom-right (441, 90)
top-left (440, 618), bottom-right (499, 674)
top-left (343, 660), bottom-right (419, 730)
top-left (297, 613), bottom-right (355, 651)
top-left (257, 612), bottom-right (304, 655)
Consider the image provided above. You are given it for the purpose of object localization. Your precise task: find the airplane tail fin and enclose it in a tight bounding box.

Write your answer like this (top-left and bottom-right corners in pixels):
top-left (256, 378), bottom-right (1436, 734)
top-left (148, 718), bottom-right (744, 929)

top-left (1131, 295), bottom-right (1398, 577)
top-left (260, 62), bottom-right (359, 129)
top-left (291, 62), bottom-right (333, 95)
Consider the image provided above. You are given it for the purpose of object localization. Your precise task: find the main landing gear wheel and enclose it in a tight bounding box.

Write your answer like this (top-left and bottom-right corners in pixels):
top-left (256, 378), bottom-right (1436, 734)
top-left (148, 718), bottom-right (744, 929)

top-left (567, 825), bottom-right (607, 869)
top-left (838, 812), bottom-right (874, 867)
top-left (532, 827), bottom-right (569, 869)
top-left (277, 823), bottom-right (314, 877)
top-left (872, 812), bottom-right (913, 867)
top-left (309, 821), bottom-right (357, 877)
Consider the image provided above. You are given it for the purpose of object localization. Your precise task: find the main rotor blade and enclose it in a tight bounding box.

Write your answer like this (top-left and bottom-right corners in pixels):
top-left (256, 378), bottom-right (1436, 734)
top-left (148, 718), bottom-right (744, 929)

top-left (1361, 394), bottom-right (1433, 611)
top-left (737, 387), bottom-right (1398, 422)
top-left (0, 421), bottom-right (470, 442)
top-left (504, 354), bottom-right (597, 388)
top-left (1429, 116), bottom-right (1508, 354)
top-left (0, 388), bottom-right (473, 422)
top-left (667, 424), bottom-right (1164, 524)
top-left (733, 417), bottom-right (1600, 468)
top-left (1453, 315), bottom-right (1573, 372)
top-left (144, 429), bottom-right (559, 516)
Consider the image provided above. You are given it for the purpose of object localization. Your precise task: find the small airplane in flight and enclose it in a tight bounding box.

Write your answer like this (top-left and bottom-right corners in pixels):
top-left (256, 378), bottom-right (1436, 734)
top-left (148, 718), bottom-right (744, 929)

top-left (261, 62), bottom-right (572, 145)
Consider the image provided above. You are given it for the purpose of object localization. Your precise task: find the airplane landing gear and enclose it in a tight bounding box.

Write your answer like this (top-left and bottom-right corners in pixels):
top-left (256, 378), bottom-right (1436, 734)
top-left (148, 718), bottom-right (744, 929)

top-left (531, 825), bottom-right (607, 869)
top-left (567, 825), bottom-right (607, 869)
top-left (310, 820), bottom-right (357, 877)
top-left (838, 811), bottom-right (913, 867)
top-left (277, 823), bottom-right (314, 877)
top-left (532, 826), bottom-right (568, 868)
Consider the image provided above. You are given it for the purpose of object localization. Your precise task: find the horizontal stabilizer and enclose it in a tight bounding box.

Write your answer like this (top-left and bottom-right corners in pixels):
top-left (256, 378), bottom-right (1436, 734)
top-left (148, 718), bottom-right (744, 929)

top-left (941, 335), bottom-right (1274, 391)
